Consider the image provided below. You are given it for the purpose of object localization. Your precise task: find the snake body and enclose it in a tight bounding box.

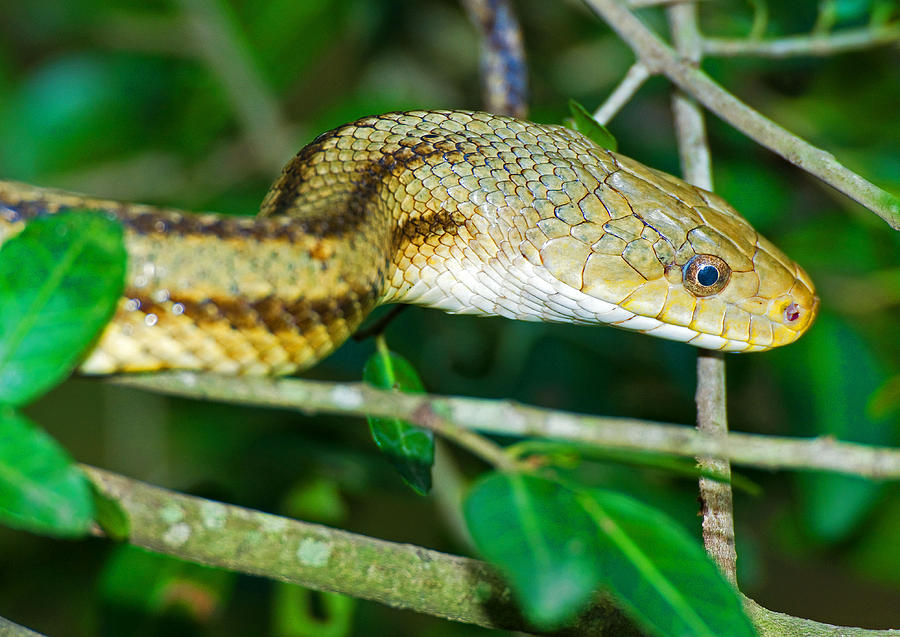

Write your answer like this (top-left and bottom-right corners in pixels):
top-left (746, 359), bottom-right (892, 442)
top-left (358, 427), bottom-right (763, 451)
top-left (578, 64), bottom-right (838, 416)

top-left (0, 110), bottom-right (818, 375)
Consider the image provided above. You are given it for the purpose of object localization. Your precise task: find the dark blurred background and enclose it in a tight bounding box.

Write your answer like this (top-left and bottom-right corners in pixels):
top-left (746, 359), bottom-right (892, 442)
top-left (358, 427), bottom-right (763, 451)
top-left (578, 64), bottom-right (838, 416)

top-left (0, 0), bottom-right (897, 635)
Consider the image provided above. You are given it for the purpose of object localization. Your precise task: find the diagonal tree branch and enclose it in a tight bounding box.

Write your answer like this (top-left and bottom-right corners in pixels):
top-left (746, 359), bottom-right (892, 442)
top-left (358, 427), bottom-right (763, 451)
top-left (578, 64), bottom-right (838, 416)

top-left (581, 0), bottom-right (900, 230)
top-left (77, 465), bottom-right (900, 636)
top-left (107, 373), bottom-right (900, 479)
top-left (83, 465), bottom-right (637, 636)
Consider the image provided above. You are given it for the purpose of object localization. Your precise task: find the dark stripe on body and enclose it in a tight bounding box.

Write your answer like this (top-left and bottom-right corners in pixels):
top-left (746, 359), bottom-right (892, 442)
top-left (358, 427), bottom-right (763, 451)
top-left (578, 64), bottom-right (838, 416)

top-left (124, 286), bottom-right (381, 339)
top-left (262, 116), bottom-right (475, 239)
top-left (0, 190), bottom-right (326, 244)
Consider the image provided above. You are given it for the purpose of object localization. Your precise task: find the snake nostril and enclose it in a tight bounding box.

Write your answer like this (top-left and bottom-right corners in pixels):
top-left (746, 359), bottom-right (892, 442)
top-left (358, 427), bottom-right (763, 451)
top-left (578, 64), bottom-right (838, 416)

top-left (784, 302), bottom-right (801, 324)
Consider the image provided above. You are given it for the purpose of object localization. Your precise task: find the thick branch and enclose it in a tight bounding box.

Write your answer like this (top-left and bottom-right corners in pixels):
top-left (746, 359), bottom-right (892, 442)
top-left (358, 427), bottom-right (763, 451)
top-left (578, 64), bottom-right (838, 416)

top-left (581, 0), bottom-right (900, 230)
top-left (78, 466), bottom-right (900, 636)
top-left (0, 617), bottom-right (44, 637)
top-left (704, 23), bottom-right (900, 58)
top-left (83, 466), bottom-right (634, 635)
top-left (108, 374), bottom-right (900, 479)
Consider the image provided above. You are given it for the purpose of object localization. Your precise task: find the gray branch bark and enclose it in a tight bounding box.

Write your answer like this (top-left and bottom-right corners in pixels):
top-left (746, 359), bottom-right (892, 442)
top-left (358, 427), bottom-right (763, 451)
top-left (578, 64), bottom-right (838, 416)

top-left (73, 466), bottom-right (900, 637)
top-left (108, 373), bottom-right (900, 479)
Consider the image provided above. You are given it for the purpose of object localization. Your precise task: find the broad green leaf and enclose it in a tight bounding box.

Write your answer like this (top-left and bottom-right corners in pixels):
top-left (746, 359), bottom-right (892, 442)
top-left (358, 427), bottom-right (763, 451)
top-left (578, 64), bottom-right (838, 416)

top-left (580, 489), bottom-right (756, 637)
top-left (0, 210), bottom-right (126, 406)
top-left (463, 472), bottom-right (604, 629)
top-left (566, 99), bottom-right (618, 151)
top-left (0, 408), bottom-right (93, 536)
top-left (362, 344), bottom-right (433, 495)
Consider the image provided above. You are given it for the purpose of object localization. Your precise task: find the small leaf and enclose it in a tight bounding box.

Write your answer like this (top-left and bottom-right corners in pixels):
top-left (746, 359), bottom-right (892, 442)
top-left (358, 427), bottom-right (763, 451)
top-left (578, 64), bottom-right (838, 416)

top-left (579, 489), bottom-right (756, 637)
top-left (0, 408), bottom-right (94, 536)
top-left (91, 481), bottom-right (130, 541)
top-left (567, 99), bottom-right (618, 151)
top-left (362, 343), bottom-right (433, 495)
top-left (0, 210), bottom-right (126, 406)
top-left (464, 472), bottom-right (604, 628)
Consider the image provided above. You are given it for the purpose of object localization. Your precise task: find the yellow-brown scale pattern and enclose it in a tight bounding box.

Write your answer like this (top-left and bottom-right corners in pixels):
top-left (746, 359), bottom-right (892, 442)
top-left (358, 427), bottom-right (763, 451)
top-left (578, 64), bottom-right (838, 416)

top-left (0, 110), bottom-right (818, 375)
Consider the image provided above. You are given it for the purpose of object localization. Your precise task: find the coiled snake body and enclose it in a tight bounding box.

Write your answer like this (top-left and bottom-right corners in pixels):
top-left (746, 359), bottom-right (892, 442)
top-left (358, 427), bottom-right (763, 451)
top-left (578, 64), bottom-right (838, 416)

top-left (0, 110), bottom-right (818, 375)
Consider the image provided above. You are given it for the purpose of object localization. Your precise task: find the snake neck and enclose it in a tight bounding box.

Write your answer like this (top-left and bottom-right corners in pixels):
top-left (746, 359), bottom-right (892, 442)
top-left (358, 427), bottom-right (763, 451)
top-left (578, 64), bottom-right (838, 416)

top-left (0, 180), bottom-right (386, 374)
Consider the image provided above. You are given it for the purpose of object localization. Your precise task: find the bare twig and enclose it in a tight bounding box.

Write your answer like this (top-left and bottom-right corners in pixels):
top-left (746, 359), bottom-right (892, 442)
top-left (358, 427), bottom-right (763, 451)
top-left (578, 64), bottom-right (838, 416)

top-left (628, 0), bottom-right (709, 7)
top-left (593, 61), bottom-right (652, 124)
top-left (461, 0), bottom-right (529, 118)
top-left (666, 3), bottom-right (738, 584)
top-left (694, 352), bottom-right (738, 581)
top-left (107, 373), bottom-right (900, 479)
top-left (704, 23), bottom-right (900, 58)
top-left (174, 0), bottom-right (294, 174)
top-left (581, 0), bottom-right (900, 230)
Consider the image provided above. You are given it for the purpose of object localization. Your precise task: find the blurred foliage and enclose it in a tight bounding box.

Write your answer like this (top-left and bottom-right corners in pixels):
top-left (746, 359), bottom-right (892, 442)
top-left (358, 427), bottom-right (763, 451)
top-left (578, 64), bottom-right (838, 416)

top-left (0, 0), bottom-right (897, 634)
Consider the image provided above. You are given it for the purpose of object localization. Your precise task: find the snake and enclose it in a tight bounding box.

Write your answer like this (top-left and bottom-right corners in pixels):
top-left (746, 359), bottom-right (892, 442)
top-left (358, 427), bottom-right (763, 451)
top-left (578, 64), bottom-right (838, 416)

top-left (0, 110), bottom-right (818, 376)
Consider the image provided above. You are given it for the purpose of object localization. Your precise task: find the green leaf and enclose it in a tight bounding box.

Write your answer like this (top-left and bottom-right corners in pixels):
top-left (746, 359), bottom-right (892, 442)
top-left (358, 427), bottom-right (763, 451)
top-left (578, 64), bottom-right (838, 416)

top-left (0, 210), bottom-right (126, 406)
top-left (579, 489), bottom-right (756, 637)
top-left (91, 481), bottom-right (130, 541)
top-left (463, 472), bottom-right (605, 629)
top-left (567, 99), bottom-right (618, 151)
top-left (0, 408), bottom-right (94, 536)
top-left (362, 343), bottom-right (433, 495)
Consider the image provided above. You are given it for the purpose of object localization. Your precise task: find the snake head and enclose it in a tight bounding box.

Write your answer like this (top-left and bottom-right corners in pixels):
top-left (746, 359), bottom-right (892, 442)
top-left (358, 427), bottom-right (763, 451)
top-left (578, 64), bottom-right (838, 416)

top-left (532, 128), bottom-right (818, 352)
top-left (369, 111), bottom-right (816, 353)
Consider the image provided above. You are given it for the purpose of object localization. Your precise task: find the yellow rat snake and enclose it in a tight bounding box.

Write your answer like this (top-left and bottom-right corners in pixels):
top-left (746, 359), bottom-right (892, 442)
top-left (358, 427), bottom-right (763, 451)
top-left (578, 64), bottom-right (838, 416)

top-left (0, 110), bottom-right (818, 375)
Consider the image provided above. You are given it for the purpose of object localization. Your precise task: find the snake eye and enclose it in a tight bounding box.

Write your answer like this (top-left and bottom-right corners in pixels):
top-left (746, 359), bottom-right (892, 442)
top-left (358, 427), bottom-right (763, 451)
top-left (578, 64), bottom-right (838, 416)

top-left (683, 254), bottom-right (731, 297)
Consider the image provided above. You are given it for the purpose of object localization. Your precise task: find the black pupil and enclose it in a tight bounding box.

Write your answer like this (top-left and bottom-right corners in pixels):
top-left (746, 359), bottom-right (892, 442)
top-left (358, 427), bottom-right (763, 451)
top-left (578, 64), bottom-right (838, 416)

top-left (697, 264), bottom-right (719, 287)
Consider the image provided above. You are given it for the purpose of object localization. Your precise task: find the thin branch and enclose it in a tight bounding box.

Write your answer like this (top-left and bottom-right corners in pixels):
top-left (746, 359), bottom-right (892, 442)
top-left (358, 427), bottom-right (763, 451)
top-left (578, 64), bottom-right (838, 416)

top-left (80, 466), bottom-right (900, 636)
top-left (82, 465), bottom-right (636, 635)
top-left (107, 373), bottom-right (900, 479)
top-left (628, 0), bottom-right (709, 7)
top-left (462, 0), bottom-right (529, 118)
top-left (694, 353), bottom-right (738, 581)
top-left (703, 23), bottom-right (900, 57)
top-left (666, 2), bottom-right (738, 584)
top-left (593, 61), bottom-right (652, 124)
top-left (666, 4), bottom-right (712, 189)
top-left (581, 0), bottom-right (900, 230)
top-left (174, 0), bottom-right (294, 175)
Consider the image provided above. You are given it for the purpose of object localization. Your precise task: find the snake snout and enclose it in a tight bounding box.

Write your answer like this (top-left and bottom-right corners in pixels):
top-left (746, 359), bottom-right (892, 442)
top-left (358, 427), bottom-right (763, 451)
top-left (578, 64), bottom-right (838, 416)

top-left (761, 262), bottom-right (819, 349)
